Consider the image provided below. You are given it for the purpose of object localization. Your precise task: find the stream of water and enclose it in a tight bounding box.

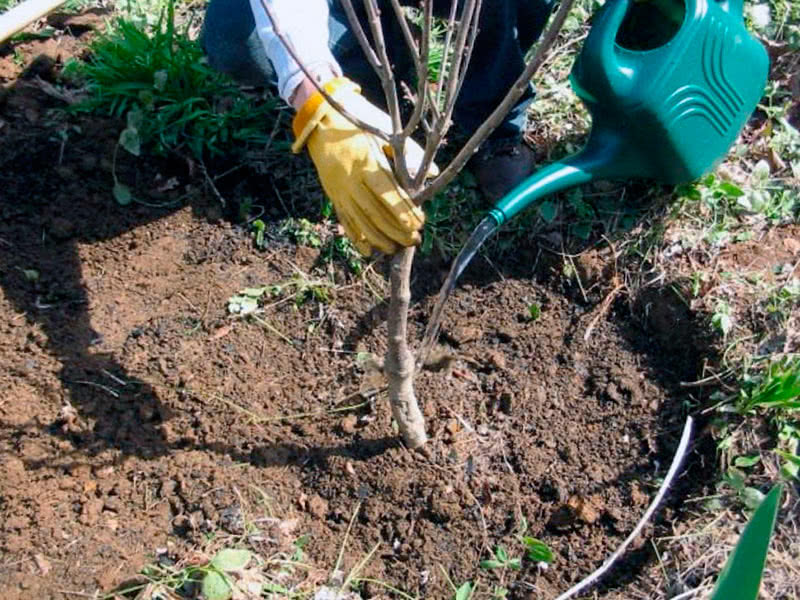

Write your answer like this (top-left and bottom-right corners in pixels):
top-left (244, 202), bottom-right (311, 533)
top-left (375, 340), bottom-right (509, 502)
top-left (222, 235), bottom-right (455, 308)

top-left (415, 216), bottom-right (499, 370)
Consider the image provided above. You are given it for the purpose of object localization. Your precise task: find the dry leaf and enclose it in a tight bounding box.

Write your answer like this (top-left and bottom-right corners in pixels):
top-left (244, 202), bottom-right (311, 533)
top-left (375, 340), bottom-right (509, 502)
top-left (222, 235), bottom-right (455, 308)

top-left (33, 553), bottom-right (50, 575)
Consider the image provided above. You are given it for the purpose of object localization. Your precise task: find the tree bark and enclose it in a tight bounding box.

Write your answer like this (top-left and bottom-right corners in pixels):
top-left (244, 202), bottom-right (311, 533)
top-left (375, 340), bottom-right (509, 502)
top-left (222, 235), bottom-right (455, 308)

top-left (385, 246), bottom-right (427, 448)
top-left (263, 0), bottom-right (576, 449)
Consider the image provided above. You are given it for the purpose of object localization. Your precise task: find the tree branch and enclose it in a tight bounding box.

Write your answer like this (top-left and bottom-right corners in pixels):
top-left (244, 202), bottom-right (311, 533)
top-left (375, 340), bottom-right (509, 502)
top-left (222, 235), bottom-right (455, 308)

top-left (416, 0), bottom-right (577, 203)
top-left (387, 0), bottom-right (430, 141)
top-left (434, 0), bottom-right (460, 110)
top-left (440, 0), bottom-right (480, 129)
top-left (359, 0), bottom-right (414, 192)
top-left (414, 0), bottom-right (482, 190)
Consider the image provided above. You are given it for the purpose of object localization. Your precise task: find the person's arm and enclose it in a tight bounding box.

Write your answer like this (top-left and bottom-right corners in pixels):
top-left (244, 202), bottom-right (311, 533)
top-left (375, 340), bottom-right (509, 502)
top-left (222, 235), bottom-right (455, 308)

top-left (247, 0), bottom-right (433, 256)
top-left (247, 0), bottom-right (342, 108)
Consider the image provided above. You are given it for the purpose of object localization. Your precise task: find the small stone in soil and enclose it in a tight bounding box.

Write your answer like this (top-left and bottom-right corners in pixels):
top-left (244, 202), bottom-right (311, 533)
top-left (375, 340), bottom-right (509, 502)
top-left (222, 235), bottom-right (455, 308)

top-left (450, 326), bottom-right (482, 345)
top-left (486, 350), bottom-right (506, 370)
top-left (307, 494), bottom-right (328, 519)
top-left (567, 494), bottom-right (601, 524)
top-left (341, 415), bottom-right (358, 434)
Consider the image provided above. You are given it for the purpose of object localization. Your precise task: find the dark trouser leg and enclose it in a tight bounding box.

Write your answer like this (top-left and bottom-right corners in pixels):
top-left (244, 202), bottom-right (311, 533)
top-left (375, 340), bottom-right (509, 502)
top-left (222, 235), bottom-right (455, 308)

top-left (451, 0), bottom-right (555, 140)
top-left (201, 0), bottom-right (277, 88)
top-left (326, 0), bottom-right (555, 140)
top-left (202, 0), bottom-right (553, 139)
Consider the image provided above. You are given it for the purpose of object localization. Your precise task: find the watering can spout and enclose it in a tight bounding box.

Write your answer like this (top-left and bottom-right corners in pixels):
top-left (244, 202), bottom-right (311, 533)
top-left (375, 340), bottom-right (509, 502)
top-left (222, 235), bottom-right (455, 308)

top-left (488, 151), bottom-right (597, 226)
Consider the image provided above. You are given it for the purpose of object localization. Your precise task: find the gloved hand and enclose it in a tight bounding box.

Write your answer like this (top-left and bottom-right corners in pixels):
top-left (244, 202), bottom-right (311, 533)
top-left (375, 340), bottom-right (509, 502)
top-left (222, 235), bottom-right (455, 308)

top-left (292, 77), bottom-right (437, 256)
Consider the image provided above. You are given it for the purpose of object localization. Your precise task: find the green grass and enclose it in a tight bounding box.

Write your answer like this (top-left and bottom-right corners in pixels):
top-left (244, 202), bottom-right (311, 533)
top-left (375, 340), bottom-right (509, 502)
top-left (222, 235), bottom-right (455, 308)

top-left (64, 0), bottom-right (281, 161)
top-left (710, 484), bottom-right (782, 600)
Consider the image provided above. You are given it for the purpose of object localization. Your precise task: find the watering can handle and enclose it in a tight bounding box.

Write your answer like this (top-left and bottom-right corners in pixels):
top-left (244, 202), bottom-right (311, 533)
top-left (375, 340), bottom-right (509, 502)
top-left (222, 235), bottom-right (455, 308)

top-left (576, 0), bottom-right (634, 96)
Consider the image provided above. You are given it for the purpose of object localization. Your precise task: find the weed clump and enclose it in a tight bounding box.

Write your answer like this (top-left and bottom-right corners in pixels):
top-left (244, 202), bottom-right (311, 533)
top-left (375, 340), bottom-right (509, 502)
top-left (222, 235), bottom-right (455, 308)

top-left (64, 0), bottom-right (281, 160)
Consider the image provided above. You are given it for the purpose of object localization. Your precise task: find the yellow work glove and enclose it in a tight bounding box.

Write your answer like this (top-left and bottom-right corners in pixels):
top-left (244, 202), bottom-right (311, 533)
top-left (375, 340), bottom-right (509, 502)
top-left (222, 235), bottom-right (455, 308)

top-left (292, 77), bottom-right (437, 256)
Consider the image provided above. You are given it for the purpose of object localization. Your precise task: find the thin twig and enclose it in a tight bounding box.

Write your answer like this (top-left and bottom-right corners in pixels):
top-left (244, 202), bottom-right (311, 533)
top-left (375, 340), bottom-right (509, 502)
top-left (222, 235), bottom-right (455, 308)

top-left (70, 380), bottom-right (120, 398)
top-left (101, 369), bottom-right (128, 387)
top-left (553, 417), bottom-right (694, 600)
top-left (339, 0), bottom-right (383, 73)
top-left (418, 0), bottom-right (577, 202)
top-left (388, 0), bottom-right (429, 138)
top-left (361, 0), bottom-right (402, 132)
top-left (435, 0), bottom-right (460, 110)
top-left (440, 0), bottom-right (480, 132)
top-left (452, 0), bottom-right (482, 108)
top-left (199, 158), bottom-right (227, 207)
top-left (680, 368), bottom-right (735, 389)
top-left (583, 282), bottom-right (624, 342)
top-left (669, 585), bottom-right (713, 600)
top-left (334, 501), bottom-right (362, 576)
top-left (358, 0), bottom-right (413, 191)
top-left (415, 0), bottom-right (482, 190)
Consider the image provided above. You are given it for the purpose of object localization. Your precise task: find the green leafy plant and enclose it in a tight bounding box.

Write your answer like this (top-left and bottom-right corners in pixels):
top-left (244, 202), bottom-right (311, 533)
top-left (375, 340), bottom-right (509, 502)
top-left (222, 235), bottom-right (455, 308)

top-left (737, 358), bottom-right (800, 414)
top-left (775, 448), bottom-right (800, 480)
top-left (765, 278), bottom-right (800, 323)
top-left (200, 548), bottom-right (254, 600)
top-left (720, 467), bottom-right (768, 511)
top-left (228, 271), bottom-right (333, 317)
top-left (65, 0), bottom-right (279, 160)
top-left (479, 546), bottom-right (521, 571)
top-left (454, 581), bottom-right (474, 600)
top-left (709, 484), bottom-right (781, 600)
top-left (520, 536), bottom-right (554, 564)
top-left (227, 286), bottom-right (274, 316)
top-left (280, 217), bottom-right (323, 248)
top-left (711, 300), bottom-right (733, 338)
top-left (321, 235), bottom-right (364, 275)
top-left (251, 219), bottom-right (267, 250)
top-left (526, 302), bottom-right (542, 322)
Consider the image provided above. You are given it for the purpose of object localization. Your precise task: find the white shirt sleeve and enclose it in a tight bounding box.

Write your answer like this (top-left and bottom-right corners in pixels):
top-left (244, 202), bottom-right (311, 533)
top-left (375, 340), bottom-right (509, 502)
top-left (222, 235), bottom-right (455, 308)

top-left (247, 0), bottom-right (343, 103)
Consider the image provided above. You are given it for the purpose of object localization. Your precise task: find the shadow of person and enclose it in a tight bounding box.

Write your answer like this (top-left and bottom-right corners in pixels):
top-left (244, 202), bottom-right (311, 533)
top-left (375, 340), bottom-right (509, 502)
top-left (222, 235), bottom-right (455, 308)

top-left (0, 47), bottom-right (272, 464)
top-left (0, 82), bottom-right (173, 461)
top-left (0, 40), bottom-right (362, 470)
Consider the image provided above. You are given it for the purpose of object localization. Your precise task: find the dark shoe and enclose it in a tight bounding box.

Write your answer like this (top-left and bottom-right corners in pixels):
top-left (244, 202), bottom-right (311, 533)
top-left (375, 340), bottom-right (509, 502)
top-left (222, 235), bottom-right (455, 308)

top-left (469, 137), bottom-right (536, 202)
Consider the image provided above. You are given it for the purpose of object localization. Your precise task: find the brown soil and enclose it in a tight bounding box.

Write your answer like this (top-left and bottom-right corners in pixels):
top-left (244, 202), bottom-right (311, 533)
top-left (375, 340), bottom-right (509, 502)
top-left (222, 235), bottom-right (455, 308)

top-left (0, 13), bottom-right (796, 600)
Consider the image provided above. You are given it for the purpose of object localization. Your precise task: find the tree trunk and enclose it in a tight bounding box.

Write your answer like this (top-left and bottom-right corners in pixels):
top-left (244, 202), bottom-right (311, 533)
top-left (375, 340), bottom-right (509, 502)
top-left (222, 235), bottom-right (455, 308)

top-left (385, 246), bottom-right (427, 448)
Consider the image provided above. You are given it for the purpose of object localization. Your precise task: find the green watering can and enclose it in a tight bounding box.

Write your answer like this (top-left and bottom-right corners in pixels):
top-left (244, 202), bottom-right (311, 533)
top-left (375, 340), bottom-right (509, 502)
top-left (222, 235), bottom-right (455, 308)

top-left (488, 0), bottom-right (770, 226)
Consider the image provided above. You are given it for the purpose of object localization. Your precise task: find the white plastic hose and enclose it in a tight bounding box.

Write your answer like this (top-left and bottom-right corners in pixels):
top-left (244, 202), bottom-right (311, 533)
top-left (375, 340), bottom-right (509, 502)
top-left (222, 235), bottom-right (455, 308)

top-left (0, 0), bottom-right (69, 44)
